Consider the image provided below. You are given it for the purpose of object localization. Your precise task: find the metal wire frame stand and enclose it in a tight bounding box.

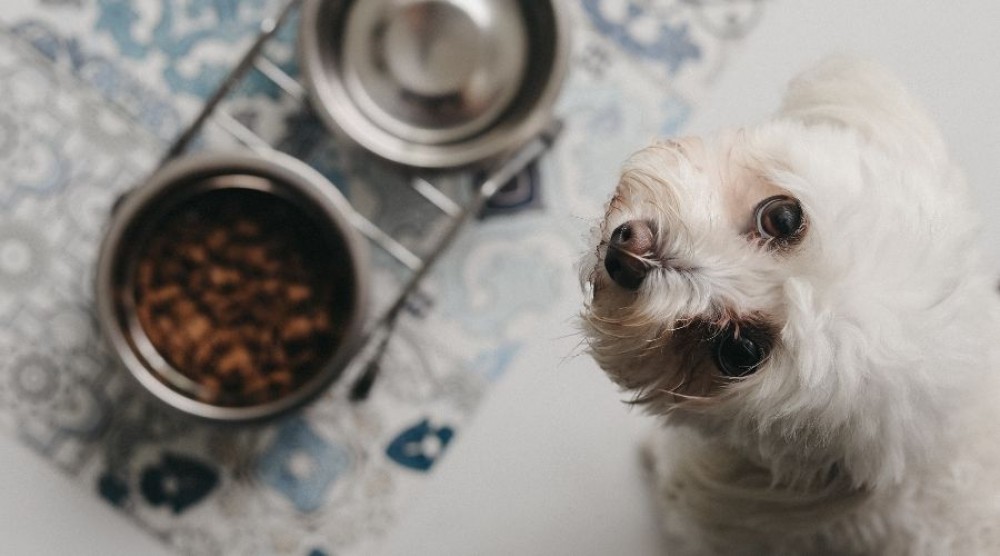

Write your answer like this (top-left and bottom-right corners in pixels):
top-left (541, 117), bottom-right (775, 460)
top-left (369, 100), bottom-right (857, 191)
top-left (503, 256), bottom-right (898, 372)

top-left (156, 0), bottom-right (563, 401)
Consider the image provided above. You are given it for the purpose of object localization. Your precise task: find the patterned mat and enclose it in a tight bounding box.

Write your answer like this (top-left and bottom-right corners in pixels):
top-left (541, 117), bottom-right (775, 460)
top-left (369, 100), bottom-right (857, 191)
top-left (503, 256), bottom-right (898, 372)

top-left (0, 1), bottom-right (765, 554)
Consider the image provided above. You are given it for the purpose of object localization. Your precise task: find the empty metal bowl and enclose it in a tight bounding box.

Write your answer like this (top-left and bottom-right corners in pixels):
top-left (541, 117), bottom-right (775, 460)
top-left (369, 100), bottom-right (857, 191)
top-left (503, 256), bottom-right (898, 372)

top-left (299, 0), bottom-right (571, 169)
top-left (95, 151), bottom-right (369, 423)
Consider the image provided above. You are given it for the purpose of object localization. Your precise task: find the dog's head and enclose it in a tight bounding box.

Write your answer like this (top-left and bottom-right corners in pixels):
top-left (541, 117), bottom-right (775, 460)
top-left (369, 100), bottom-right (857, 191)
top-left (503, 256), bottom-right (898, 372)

top-left (581, 58), bottom-right (991, 487)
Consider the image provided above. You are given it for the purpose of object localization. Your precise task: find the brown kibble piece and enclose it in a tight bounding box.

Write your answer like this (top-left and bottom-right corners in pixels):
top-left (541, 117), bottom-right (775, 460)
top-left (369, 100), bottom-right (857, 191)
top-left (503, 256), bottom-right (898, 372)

top-left (181, 244), bottom-right (208, 265)
top-left (209, 266), bottom-right (241, 289)
top-left (269, 371), bottom-right (293, 389)
top-left (192, 340), bottom-right (215, 369)
top-left (211, 329), bottom-right (239, 351)
top-left (281, 316), bottom-right (314, 345)
top-left (241, 245), bottom-right (269, 269)
top-left (190, 268), bottom-right (212, 293)
top-left (286, 284), bottom-right (312, 305)
top-left (198, 376), bottom-right (221, 403)
top-left (153, 315), bottom-right (175, 334)
top-left (184, 314), bottom-right (212, 343)
top-left (160, 259), bottom-right (185, 283)
top-left (173, 298), bottom-right (199, 319)
top-left (244, 376), bottom-right (269, 393)
top-left (147, 284), bottom-right (183, 310)
top-left (217, 345), bottom-right (253, 378)
top-left (262, 278), bottom-right (282, 296)
top-left (166, 335), bottom-right (188, 362)
top-left (138, 260), bottom-right (156, 289)
top-left (136, 302), bottom-right (155, 330)
top-left (205, 228), bottom-right (228, 252)
top-left (232, 218), bottom-right (261, 239)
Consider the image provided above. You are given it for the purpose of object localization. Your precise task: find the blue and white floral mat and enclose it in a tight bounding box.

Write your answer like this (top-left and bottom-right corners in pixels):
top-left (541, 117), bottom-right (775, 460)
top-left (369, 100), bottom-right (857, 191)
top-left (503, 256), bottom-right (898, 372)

top-left (0, 1), bottom-right (765, 554)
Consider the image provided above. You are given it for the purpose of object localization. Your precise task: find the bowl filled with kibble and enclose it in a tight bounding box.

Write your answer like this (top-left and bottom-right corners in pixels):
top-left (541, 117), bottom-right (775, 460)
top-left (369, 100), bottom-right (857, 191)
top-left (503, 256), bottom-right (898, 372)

top-left (95, 151), bottom-right (368, 422)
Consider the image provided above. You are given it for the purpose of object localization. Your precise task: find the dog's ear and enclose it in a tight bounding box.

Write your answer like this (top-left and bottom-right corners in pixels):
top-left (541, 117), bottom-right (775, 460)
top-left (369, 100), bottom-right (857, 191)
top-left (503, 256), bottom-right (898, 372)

top-left (779, 56), bottom-right (947, 168)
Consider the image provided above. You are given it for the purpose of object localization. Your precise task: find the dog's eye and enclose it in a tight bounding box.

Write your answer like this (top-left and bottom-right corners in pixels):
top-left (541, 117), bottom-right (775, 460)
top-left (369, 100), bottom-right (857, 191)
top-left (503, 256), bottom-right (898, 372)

top-left (755, 195), bottom-right (803, 242)
top-left (715, 327), bottom-right (768, 378)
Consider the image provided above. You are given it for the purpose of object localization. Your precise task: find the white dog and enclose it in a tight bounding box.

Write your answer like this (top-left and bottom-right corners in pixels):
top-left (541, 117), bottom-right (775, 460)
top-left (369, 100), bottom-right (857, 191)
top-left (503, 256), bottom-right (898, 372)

top-left (580, 58), bottom-right (1000, 555)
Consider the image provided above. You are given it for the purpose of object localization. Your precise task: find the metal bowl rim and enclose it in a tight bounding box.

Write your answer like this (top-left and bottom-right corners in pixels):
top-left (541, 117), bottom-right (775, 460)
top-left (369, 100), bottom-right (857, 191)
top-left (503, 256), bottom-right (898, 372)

top-left (95, 150), bottom-right (370, 423)
top-left (298, 0), bottom-right (572, 169)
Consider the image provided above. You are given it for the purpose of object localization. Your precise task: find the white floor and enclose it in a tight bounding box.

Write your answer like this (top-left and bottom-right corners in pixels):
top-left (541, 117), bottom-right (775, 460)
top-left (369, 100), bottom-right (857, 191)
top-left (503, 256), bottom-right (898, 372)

top-left (5, 0), bottom-right (1000, 554)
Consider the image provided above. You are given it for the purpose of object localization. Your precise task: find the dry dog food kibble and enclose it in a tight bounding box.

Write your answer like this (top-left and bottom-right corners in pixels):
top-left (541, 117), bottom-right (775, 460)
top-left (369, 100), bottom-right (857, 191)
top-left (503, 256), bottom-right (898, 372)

top-left (132, 187), bottom-right (350, 406)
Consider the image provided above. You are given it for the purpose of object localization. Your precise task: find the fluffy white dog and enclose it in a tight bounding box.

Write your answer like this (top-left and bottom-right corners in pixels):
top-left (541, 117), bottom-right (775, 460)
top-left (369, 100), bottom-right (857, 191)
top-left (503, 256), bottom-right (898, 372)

top-left (580, 58), bottom-right (1000, 555)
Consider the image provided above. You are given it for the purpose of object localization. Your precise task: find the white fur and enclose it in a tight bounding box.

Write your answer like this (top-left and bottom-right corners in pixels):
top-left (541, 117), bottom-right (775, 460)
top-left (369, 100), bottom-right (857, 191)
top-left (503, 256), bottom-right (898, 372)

top-left (580, 57), bottom-right (1000, 555)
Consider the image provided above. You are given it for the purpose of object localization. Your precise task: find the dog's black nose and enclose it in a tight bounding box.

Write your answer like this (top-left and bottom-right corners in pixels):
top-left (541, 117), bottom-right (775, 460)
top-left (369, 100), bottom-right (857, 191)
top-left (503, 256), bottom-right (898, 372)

top-left (604, 220), bottom-right (655, 290)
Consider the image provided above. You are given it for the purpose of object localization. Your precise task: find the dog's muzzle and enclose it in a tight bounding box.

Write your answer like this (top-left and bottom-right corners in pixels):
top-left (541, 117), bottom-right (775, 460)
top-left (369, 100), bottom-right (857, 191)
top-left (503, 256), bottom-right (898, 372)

top-left (604, 220), bottom-right (654, 290)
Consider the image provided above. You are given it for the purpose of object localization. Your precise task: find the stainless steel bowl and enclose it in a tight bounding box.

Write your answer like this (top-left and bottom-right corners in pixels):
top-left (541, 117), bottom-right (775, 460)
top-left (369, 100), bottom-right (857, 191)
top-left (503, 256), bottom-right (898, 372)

top-left (299, 0), bottom-right (571, 169)
top-left (95, 151), bottom-right (369, 423)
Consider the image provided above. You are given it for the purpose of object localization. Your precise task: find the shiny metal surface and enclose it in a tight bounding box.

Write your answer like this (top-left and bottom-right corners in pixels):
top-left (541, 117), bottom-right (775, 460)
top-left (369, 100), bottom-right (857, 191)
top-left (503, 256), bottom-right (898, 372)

top-left (300, 0), bottom-right (571, 169)
top-left (344, 0), bottom-right (528, 144)
top-left (95, 151), bottom-right (369, 423)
